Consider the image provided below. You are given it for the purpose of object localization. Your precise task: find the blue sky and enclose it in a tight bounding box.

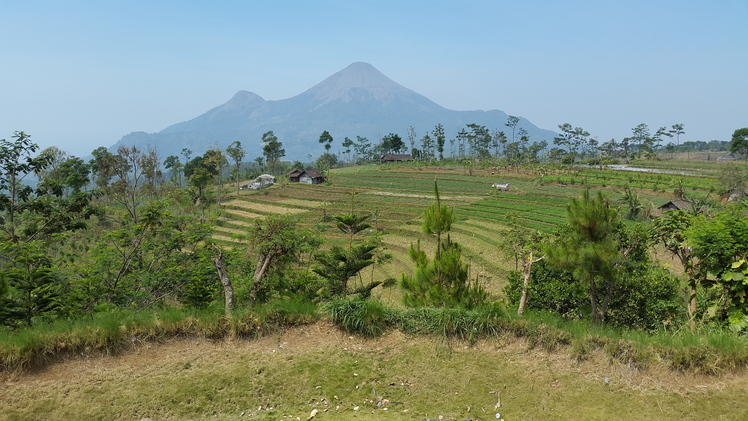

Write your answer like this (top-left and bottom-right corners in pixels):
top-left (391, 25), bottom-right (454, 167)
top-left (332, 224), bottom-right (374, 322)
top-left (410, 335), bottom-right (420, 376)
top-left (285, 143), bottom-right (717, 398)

top-left (2, 0), bottom-right (747, 157)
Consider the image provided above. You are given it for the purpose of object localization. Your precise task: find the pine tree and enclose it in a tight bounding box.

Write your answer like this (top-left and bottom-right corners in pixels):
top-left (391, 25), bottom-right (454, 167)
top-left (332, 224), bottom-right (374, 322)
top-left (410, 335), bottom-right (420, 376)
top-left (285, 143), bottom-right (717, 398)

top-left (401, 182), bottom-right (486, 308)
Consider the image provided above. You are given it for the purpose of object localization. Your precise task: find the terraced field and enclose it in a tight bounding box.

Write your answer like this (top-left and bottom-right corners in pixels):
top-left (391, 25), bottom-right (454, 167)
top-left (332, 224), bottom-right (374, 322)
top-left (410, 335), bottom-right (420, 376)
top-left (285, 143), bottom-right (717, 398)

top-left (213, 163), bottom-right (719, 300)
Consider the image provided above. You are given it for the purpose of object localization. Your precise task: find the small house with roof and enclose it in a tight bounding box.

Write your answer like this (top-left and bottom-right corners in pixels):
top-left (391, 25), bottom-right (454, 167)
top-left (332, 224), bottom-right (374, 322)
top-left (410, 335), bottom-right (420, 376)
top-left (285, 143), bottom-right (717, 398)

top-left (380, 154), bottom-right (413, 163)
top-left (286, 168), bottom-right (325, 184)
top-left (717, 154), bottom-right (737, 162)
top-left (656, 200), bottom-right (693, 215)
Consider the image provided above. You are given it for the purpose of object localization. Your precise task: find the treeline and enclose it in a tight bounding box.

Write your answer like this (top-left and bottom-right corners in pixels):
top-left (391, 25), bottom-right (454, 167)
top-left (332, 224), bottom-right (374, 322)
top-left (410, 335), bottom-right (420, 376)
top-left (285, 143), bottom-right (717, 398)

top-left (318, 120), bottom-right (745, 168)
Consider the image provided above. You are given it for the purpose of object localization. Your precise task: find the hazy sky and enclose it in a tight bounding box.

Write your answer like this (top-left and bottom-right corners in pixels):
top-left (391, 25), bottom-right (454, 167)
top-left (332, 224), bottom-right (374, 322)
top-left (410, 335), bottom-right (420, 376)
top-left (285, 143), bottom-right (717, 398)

top-left (2, 0), bottom-right (747, 157)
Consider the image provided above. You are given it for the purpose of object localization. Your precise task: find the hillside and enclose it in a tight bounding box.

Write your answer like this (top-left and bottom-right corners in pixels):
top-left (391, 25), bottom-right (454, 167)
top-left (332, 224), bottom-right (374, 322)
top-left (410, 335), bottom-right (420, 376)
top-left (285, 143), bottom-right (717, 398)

top-left (113, 62), bottom-right (558, 161)
top-left (3, 321), bottom-right (746, 420)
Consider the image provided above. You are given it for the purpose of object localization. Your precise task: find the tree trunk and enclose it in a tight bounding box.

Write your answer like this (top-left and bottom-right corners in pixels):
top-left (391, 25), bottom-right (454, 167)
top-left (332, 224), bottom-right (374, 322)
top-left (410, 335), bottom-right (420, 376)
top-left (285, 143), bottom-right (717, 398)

top-left (684, 261), bottom-right (697, 332)
top-left (249, 253), bottom-right (273, 307)
top-left (213, 246), bottom-right (233, 317)
top-left (253, 253), bottom-right (272, 282)
top-left (518, 254), bottom-right (543, 316)
top-left (687, 276), bottom-right (699, 332)
top-left (600, 278), bottom-right (616, 323)
top-left (589, 277), bottom-right (601, 325)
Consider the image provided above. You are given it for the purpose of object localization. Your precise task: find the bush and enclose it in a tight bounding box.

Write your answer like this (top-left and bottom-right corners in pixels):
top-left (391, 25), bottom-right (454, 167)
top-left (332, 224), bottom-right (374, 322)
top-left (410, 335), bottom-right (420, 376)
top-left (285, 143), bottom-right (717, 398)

top-left (504, 261), bottom-right (587, 319)
top-left (605, 268), bottom-right (681, 330)
top-left (325, 298), bottom-right (392, 337)
top-left (505, 262), bottom-right (682, 330)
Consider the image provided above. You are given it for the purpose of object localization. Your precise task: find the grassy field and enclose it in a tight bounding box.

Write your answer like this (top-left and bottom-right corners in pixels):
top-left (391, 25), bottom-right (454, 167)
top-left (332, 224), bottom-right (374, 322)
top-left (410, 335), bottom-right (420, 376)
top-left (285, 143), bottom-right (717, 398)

top-left (2, 321), bottom-right (747, 420)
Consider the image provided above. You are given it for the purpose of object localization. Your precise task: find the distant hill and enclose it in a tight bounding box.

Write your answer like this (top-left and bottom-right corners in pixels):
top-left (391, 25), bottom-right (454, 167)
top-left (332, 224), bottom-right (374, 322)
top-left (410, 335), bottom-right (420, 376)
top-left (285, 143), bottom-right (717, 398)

top-left (114, 62), bottom-right (557, 161)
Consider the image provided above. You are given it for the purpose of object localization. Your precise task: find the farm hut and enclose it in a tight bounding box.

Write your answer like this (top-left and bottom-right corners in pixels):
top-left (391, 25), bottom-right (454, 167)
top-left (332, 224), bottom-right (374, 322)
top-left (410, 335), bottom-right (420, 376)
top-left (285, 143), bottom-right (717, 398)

top-left (656, 200), bottom-right (692, 214)
top-left (717, 154), bottom-right (737, 162)
top-left (725, 189), bottom-right (746, 202)
top-left (286, 168), bottom-right (325, 184)
top-left (299, 169), bottom-right (325, 184)
top-left (380, 154), bottom-right (413, 163)
top-left (286, 168), bottom-right (304, 182)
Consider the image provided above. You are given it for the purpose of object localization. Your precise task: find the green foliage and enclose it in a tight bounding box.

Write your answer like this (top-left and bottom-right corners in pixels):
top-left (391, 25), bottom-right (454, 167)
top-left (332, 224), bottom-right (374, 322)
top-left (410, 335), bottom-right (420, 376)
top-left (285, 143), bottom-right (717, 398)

top-left (506, 261), bottom-right (682, 331)
top-left (545, 190), bottom-right (622, 324)
top-left (401, 237), bottom-right (486, 308)
top-left (313, 242), bottom-right (377, 297)
top-left (318, 130), bottom-right (333, 151)
top-left (379, 133), bottom-right (406, 154)
top-left (325, 297), bottom-right (391, 337)
top-left (504, 261), bottom-right (586, 319)
top-left (730, 127), bottom-right (748, 157)
top-left (246, 214), bottom-right (322, 305)
top-left (717, 161), bottom-right (748, 195)
top-left (0, 242), bottom-right (60, 326)
top-left (316, 152), bottom-right (338, 171)
top-left (261, 131), bottom-right (285, 174)
top-left (180, 246), bottom-right (222, 309)
top-left (605, 268), bottom-right (681, 330)
top-left (422, 181), bottom-right (453, 244)
top-left (687, 207), bottom-right (748, 330)
top-left (402, 182), bottom-right (487, 308)
top-left (79, 199), bottom-right (213, 310)
top-left (621, 186), bottom-right (643, 220)
top-left (333, 211), bottom-right (371, 246)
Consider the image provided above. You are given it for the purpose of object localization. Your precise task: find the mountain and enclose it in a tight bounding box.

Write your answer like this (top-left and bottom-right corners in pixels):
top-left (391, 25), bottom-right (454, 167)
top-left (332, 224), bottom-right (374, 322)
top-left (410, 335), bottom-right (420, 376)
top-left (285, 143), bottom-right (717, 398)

top-left (114, 62), bottom-right (557, 161)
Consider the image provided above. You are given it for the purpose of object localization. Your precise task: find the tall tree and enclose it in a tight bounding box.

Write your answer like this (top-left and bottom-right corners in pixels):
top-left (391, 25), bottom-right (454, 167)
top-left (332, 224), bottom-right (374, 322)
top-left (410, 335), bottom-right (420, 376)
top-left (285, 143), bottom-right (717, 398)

top-left (492, 130), bottom-right (507, 157)
top-left (545, 190), bottom-right (622, 324)
top-left (318, 130), bottom-right (333, 153)
top-left (631, 123), bottom-right (650, 158)
top-left (432, 124), bottom-right (446, 160)
top-left (466, 123), bottom-right (491, 159)
top-left (401, 182), bottom-right (485, 308)
top-left (419, 134), bottom-right (434, 161)
top-left (0, 132), bottom-right (53, 244)
top-left (668, 123), bottom-right (686, 153)
top-left (261, 131), bottom-right (285, 175)
top-left (407, 126), bottom-right (417, 155)
top-left (353, 136), bottom-right (373, 163)
top-left (380, 133), bottom-right (406, 154)
top-left (499, 215), bottom-right (545, 315)
top-left (341, 137), bottom-right (355, 162)
top-left (505, 115), bottom-right (520, 144)
top-left (225, 141), bottom-right (245, 197)
top-left (729, 127), bottom-right (748, 157)
top-left (163, 155), bottom-right (183, 186)
top-left (108, 146), bottom-right (161, 222)
top-left (246, 215), bottom-right (320, 305)
top-left (554, 123), bottom-right (590, 164)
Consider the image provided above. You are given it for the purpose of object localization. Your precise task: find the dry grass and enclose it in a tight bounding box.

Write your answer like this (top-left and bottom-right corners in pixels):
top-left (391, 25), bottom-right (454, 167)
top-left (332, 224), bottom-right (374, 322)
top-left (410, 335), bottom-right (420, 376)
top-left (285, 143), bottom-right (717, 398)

top-left (2, 321), bottom-right (747, 420)
top-left (274, 198), bottom-right (326, 208)
top-left (224, 200), bottom-right (308, 215)
top-left (220, 208), bottom-right (265, 219)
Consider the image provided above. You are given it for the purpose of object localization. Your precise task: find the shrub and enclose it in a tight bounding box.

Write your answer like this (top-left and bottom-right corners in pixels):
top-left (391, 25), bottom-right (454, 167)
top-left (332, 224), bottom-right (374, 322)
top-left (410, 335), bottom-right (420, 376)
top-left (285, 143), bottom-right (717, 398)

top-left (504, 261), bottom-right (587, 319)
top-left (505, 262), bottom-right (682, 330)
top-left (325, 298), bottom-right (391, 337)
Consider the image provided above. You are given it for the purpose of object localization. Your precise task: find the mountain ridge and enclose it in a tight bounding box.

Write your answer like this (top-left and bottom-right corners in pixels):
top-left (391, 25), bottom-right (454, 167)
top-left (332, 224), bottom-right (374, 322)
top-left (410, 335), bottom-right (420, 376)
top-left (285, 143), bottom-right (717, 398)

top-left (114, 62), bottom-right (557, 161)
